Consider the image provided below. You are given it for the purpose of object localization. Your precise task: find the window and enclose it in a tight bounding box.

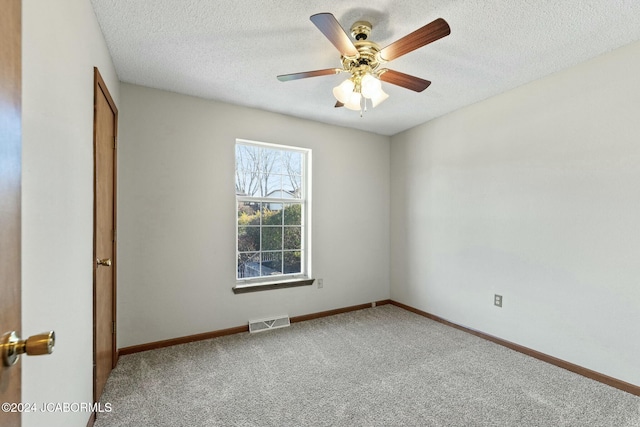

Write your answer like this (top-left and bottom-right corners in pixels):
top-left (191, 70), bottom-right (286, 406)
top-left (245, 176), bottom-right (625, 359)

top-left (235, 140), bottom-right (310, 284)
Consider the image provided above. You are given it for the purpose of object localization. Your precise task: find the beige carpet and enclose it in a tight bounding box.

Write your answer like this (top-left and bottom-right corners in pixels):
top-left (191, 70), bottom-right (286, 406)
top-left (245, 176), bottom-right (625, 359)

top-left (95, 305), bottom-right (640, 426)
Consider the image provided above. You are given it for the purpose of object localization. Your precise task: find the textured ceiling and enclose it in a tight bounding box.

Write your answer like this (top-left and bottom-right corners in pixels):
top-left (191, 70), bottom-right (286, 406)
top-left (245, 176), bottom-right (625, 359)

top-left (90, 0), bottom-right (640, 136)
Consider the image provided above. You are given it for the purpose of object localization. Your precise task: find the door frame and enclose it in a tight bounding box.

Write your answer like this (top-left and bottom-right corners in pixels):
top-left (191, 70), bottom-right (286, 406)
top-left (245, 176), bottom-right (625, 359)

top-left (92, 67), bottom-right (118, 400)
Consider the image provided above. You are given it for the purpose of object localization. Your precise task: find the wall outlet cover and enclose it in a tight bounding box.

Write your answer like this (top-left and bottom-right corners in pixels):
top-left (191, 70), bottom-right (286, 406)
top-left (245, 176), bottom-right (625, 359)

top-left (494, 294), bottom-right (503, 307)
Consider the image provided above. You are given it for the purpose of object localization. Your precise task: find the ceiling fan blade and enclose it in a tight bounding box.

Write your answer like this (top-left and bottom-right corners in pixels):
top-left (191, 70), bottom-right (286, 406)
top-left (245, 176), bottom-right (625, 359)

top-left (335, 101), bottom-right (344, 108)
top-left (378, 69), bottom-right (431, 92)
top-left (310, 13), bottom-right (359, 58)
top-left (378, 18), bottom-right (450, 62)
top-left (277, 68), bottom-right (342, 82)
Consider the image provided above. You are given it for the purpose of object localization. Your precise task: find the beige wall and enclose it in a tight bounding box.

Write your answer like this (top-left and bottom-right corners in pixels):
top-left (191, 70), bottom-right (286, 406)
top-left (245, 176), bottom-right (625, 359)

top-left (390, 40), bottom-right (640, 386)
top-left (22, 1), bottom-right (119, 426)
top-left (117, 84), bottom-right (390, 348)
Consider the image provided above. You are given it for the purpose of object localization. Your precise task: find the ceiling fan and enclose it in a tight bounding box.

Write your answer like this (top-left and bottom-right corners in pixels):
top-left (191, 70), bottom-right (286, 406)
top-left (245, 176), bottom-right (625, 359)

top-left (277, 13), bottom-right (451, 113)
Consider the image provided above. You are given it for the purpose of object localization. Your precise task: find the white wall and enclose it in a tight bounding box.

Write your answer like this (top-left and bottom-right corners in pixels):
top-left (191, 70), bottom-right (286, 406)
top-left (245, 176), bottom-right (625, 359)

top-left (117, 84), bottom-right (390, 347)
top-left (390, 40), bottom-right (640, 386)
top-left (22, 1), bottom-right (119, 426)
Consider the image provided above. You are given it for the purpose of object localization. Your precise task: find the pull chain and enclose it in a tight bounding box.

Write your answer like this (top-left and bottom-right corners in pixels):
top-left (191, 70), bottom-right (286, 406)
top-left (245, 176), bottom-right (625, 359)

top-left (360, 96), bottom-right (368, 118)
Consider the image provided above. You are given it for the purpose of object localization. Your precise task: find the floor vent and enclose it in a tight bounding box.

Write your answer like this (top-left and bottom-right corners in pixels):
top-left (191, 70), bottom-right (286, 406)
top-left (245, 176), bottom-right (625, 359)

top-left (249, 315), bottom-right (290, 333)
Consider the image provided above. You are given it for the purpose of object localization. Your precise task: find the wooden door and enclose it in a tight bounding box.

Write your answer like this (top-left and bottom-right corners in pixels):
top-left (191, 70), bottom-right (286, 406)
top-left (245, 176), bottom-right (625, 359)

top-left (93, 68), bottom-right (118, 402)
top-left (0, 1), bottom-right (22, 426)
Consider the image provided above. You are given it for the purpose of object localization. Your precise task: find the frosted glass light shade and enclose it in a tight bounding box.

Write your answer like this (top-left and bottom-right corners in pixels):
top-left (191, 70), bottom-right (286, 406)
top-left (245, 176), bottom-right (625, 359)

top-left (360, 73), bottom-right (382, 99)
top-left (332, 79), bottom-right (355, 103)
top-left (344, 92), bottom-right (362, 110)
top-left (371, 89), bottom-right (389, 107)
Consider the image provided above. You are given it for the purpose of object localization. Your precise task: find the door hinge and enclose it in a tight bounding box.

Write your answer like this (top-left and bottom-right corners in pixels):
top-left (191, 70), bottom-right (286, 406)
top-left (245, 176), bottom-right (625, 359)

top-left (112, 229), bottom-right (116, 242)
top-left (112, 321), bottom-right (116, 334)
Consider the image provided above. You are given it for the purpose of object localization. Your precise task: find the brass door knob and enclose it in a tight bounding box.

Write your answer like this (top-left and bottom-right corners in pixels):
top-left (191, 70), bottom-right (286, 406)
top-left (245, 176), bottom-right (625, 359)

top-left (97, 258), bottom-right (112, 267)
top-left (1, 331), bottom-right (55, 366)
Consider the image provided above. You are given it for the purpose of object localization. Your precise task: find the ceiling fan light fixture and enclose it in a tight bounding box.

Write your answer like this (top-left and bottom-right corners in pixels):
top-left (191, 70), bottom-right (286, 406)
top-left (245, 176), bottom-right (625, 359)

top-left (360, 73), bottom-right (382, 99)
top-left (344, 91), bottom-right (362, 111)
top-left (371, 89), bottom-right (389, 108)
top-left (332, 78), bottom-right (355, 104)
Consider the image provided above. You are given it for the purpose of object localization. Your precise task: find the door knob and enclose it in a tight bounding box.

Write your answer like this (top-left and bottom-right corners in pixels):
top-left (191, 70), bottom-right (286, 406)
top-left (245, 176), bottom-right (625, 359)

top-left (1, 331), bottom-right (55, 366)
top-left (97, 258), bottom-right (112, 267)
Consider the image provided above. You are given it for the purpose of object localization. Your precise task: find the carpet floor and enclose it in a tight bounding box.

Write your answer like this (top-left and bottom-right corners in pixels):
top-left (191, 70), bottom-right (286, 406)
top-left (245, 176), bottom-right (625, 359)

top-left (94, 305), bottom-right (640, 426)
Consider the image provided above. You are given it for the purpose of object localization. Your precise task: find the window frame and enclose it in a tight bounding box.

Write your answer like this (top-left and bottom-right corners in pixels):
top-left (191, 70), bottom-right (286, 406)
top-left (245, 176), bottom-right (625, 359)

top-left (234, 139), bottom-right (312, 291)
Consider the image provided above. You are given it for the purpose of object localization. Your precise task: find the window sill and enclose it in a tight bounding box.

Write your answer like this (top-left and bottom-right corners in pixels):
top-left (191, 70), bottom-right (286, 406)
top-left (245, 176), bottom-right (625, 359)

top-left (233, 278), bottom-right (315, 294)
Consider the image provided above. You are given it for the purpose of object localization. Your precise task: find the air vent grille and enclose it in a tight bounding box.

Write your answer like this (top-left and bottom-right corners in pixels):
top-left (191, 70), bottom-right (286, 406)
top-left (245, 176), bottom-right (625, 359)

top-left (249, 315), bottom-right (290, 333)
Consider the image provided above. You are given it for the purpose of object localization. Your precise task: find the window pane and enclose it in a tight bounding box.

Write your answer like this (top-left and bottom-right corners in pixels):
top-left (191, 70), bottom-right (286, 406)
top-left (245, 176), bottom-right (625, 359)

top-left (283, 251), bottom-right (301, 274)
top-left (261, 252), bottom-right (282, 276)
top-left (282, 151), bottom-right (302, 176)
top-left (284, 227), bottom-right (301, 250)
top-left (236, 172), bottom-right (261, 196)
top-left (238, 226), bottom-right (260, 252)
top-left (283, 203), bottom-right (301, 225)
top-left (271, 151), bottom-right (284, 175)
top-left (235, 145), bottom-right (261, 173)
top-left (260, 147), bottom-right (280, 174)
top-left (238, 201), bottom-right (261, 225)
top-left (262, 227), bottom-right (282, 251)
top-left (238, 252), bottom-right (260, 278)
top-left (262, 205), bottom-right (282, 225)
top-left (282, 174), bottom-right (302, 199)
top-left (264, 174), bottom-right (282, 198)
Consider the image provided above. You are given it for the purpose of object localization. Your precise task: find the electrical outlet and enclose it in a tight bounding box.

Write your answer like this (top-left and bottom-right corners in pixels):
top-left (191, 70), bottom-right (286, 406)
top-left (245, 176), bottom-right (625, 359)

top-left (317, 279), bottom-right (323, 289)
top-left (494, 294), bottom-right (503, 307)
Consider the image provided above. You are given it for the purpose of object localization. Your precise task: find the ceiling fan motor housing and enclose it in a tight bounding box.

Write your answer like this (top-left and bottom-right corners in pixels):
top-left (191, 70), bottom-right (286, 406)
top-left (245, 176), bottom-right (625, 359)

top-left (350, 20), bottom-right (372, 40)
top-left (342, 40), bottom-right (382, 76)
